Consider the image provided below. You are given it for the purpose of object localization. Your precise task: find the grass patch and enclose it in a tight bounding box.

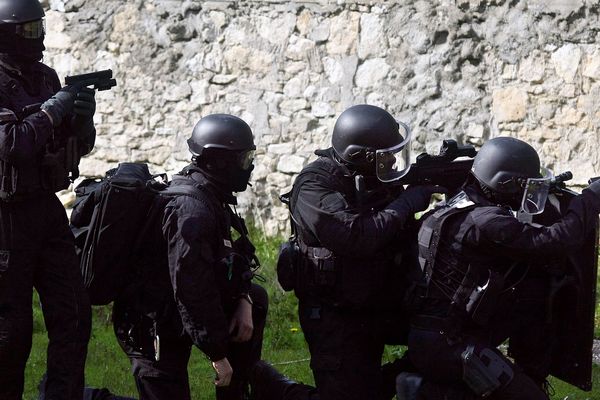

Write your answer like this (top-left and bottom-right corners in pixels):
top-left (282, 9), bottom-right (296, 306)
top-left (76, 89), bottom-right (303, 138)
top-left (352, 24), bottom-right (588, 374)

top-left (22, 228), bottom-right (600, 399)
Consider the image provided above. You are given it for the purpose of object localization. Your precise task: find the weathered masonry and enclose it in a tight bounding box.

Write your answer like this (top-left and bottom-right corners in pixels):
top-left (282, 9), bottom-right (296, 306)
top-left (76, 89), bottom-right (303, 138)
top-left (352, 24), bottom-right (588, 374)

top-left (43, 0), bottom-right (600, 233)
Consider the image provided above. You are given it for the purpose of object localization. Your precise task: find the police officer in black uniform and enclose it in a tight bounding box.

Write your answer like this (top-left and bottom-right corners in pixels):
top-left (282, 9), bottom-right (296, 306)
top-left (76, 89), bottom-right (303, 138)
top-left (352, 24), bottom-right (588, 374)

top-left (401, 137), bottom-right (600, 400)
top-left (0, 0), bottom-right (95, 399)
top-left (113, 114), bottom-right (268, 400)
top-left (263, 105), bottom-right (443, 400)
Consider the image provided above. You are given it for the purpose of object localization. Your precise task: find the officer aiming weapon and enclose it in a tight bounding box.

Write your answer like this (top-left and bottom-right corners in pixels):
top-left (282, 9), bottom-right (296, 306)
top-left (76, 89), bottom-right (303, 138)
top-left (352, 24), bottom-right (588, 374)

top-left (398, 139), bottom-right (477, 193)
top-left (65, 69), bottom-right (117, 91)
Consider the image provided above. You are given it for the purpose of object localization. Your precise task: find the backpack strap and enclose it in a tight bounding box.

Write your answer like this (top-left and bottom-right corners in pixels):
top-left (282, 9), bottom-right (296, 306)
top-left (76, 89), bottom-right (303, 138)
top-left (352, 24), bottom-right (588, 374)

top-left (287, 156), bottom-right (348, 247)
top-left (417, 191), bottom-right (477, 285)
top-left (158, 177), bottom-right (224, 244)
top-left (129, 178), bottom-right (212, 259)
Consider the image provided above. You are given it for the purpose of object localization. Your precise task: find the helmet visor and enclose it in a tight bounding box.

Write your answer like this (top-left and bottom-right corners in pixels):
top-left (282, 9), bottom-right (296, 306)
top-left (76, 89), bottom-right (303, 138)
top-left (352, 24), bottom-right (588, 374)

top-left (238, 149), bottom-right (255, 170)
top-left (375, 121), bottom-right (412, 183)
top-left (15, 19), bottom-right (45, 39)
top-left (519, 167), bottom-right (553, 215)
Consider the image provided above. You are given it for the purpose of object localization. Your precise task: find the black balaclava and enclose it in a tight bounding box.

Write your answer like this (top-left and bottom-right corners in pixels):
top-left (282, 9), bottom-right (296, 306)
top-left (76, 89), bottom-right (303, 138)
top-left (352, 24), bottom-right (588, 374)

top-left (196, 150), bottom-right (254, 194)
top-left (0, 25), bottom-right (45, 63)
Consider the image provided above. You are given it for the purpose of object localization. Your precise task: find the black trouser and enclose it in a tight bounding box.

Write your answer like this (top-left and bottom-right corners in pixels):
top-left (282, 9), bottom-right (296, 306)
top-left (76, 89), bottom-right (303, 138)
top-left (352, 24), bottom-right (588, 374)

top-left (408, 327), bottom-right (548, 400)
top-left (0, 193), bottom-right (92, 400)
top-left (298, 303), bottom-right (409, 400)
top-left (123, 283), bottom-right (268, 400)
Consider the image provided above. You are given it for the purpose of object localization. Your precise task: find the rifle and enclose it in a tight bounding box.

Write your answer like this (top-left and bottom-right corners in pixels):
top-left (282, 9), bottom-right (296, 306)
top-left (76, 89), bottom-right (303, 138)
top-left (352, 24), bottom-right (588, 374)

top-left (398, 139), bottom-right (477, 192)
top-left (65, 69), bottom-right (117, 91)
top-left (550, 171), bottom-right (573, 192)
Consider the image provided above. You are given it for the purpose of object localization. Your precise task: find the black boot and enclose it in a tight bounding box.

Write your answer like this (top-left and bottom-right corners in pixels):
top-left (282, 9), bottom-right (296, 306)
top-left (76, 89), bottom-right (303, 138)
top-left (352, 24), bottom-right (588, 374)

top-left (396, 372), bottom-right (423, 400)
top-left (381, 354), bottom-right (418, 399)
top-left (250, 360), bottom-right (318, 400)
top-left (83, 387), bottom-right (137, 400)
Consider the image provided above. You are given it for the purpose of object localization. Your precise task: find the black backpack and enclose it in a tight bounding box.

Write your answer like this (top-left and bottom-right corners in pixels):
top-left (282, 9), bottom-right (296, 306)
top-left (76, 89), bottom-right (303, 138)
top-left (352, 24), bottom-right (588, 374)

top-left (70, 162), bottom-right (205, 305)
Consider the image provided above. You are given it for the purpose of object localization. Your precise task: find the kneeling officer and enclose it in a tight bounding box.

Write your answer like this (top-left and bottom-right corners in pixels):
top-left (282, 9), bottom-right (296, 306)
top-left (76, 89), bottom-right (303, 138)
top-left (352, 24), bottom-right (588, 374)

top-left (269, 105), bottom-right (444, 400)
top-left (403, 137), bottom-right (600, 399)
top-left (113, 114), bottom-right (268, 400)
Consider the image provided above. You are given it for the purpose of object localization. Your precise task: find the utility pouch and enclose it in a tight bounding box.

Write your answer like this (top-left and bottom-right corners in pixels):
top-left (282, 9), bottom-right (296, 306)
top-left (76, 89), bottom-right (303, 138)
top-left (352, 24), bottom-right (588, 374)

top-left (461, 346), bottom-right (514, 397)
top-left (276, 239), bottom-right (300, 291)
top-left (308, 247), bottom-right (335, 287)
top-left (121, 314), bottom-right (158, 360)
top-left (466, 271), bottom-right (504, 326)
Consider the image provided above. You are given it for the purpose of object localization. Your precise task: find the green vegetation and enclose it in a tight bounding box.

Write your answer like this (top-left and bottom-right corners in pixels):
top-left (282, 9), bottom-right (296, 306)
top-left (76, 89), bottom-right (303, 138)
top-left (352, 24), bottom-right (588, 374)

top-left (23, 229), bottom-right (600, 399)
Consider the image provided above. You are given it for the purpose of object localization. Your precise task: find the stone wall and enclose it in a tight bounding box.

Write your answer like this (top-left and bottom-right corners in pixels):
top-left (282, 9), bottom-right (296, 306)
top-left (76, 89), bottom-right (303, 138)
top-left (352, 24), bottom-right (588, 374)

top-left (42, 0), bottom-right (600, 234)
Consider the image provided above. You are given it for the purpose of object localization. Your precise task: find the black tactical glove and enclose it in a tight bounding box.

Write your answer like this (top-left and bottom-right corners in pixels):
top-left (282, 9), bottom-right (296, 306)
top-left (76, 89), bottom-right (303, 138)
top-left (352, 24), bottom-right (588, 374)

top-left (40, 86), bottom-right (77, 127)
top-left (583, 179), bottom-right (600, 214)
top-left (586, 178), bottom-right (600, 197)
top-left (73, 88), bottom-right (96, 118)
top-left (398, 185), bottom-right (448, 213)
top-left (71, 88), bottom-right (97, 153)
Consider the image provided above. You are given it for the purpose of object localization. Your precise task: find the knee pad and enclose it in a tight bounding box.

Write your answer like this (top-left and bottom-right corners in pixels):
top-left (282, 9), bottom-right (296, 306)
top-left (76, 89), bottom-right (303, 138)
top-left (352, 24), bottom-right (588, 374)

top-left (461, 346), bottom-right (514, 397)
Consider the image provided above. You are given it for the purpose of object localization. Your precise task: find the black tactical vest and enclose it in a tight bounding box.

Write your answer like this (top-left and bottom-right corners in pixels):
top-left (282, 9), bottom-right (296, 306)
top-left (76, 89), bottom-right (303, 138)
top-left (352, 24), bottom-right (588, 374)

top-left (417, 191), bottom-right (509, 325)
top-left (0, 59), bottom-right (69, 199)
top-left (289, 153), bottom-right (410, 311)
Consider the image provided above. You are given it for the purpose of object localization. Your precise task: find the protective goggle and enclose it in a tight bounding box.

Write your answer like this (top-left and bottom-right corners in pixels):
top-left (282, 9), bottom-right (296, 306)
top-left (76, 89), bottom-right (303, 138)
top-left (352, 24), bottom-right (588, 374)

top-left (237, 149), bottom-right (255, 170)
top-left (519, 167), bottom-right (553, 216)
top-left (15, 19), bottom-right (45, 39)
top-left (375, 121), bottom-right (412, 183)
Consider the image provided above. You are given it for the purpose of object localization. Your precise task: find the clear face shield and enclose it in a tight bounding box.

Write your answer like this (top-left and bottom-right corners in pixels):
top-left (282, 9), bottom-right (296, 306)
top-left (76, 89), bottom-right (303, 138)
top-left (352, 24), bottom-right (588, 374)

top-left (375, 121), bottom-right (412, 183)
top-left (518, 167), bottom-right (553, 220)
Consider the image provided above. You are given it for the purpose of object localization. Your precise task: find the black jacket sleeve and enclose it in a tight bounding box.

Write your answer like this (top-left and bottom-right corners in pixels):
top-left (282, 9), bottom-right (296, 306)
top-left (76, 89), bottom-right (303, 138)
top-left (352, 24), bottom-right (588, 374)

top-left (293, 171), bottom-right (416, 256)
top-left (465, 188), bottom-right (600, 260)
top-left (0, 63), bottom-right (60, 166)
top-left (0, 106), bottom-right (54, 165)
top-left (162, 196), bottom-right (229, 361)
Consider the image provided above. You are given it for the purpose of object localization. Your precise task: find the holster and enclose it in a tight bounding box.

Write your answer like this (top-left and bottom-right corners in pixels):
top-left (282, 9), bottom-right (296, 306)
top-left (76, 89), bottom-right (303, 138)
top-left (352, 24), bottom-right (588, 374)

top-left (307, 246), bottom-right (336, 288)
top-left (461, 346), bottom-right (514, 397)
top-left (114, 307), bottom-right (159, 361)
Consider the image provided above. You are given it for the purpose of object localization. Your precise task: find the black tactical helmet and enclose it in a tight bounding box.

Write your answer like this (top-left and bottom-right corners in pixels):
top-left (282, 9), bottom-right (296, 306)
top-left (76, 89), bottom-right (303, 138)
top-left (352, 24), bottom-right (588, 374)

top-left (0, 0), bottom-right (44, 24)
top-left (0, 0), bottom-right (46, 61)
top-left (471, 137), bottom-right (540, 195)
top-left (188, 114), bottom-right (255, 157)
top-left (188, 114), bottom-right (256, 193)
top-left (332, 105), bottom-right (406, 171)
